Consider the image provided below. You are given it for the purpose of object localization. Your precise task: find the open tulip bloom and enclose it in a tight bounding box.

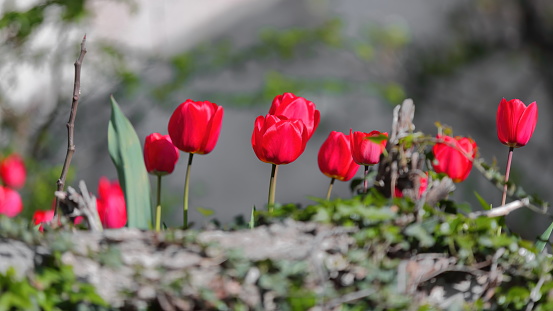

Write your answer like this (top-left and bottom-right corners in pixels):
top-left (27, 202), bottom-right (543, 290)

top-left (496, 98), bottom-right (538, 206)
top-left (318, 131), bottom-right (359, 200)
top-left (168, 99), bottom-right (224, 227)
top-left (350, 130), bottom-right (388, 193)
top-left (144, 133), bottom-right (180, 231)
top-left (250, 93), bottom-right (320, 212)
top-left (269, 92), bottom-right (320, 140)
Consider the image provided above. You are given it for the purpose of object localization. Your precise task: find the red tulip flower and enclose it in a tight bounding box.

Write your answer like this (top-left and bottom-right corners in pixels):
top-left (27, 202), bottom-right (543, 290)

top-left (318, 131), bottom-right (359, 182)
top-left (0, 153), bottom-right (26, 189)
top-left (168, 99), bottom-right (224, 227)
top-left (0, 186), bottom-right (22, 217)
top-left (496, 98), bottom-right (538, 148)
top-left (252, 114), bottom-right (308, 165)
top-left (33, 208), bottom-right (55, 231)
top-left (168, 99), bottom-right (224, 155)
top-left (144, 133), bottom-right (180, 176)
top-left (496, 98), bottom-right (538, 206)
top-left (96, 177), bottom-right (127, 229)
top-left (350, 130), bottom-right (388, 166)
top-left (268, 93), bottom-right (320, 140)
top-left (432, 135), bottom-right (477, 183)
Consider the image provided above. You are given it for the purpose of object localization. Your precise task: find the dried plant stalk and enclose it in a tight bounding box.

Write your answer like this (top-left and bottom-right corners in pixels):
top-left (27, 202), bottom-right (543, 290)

top-left (56, 35), bottom-right (87, 215)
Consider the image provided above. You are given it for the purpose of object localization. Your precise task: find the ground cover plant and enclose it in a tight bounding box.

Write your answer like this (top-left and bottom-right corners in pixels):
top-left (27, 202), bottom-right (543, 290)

top-left (0, 34), bottom-right (551, 311)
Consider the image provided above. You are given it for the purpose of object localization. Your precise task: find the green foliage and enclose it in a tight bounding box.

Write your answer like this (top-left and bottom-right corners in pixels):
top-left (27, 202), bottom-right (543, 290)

top-left (107, 96), bottom-right (152, 229)
top-left (0, 0), bottom-right (88, 46)
top-left (0, 260), bottom-right (107, 311)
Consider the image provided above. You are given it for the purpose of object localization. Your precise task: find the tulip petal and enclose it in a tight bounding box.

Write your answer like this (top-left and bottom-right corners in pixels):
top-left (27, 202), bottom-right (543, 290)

top-left (515, 101), bottom-right (538, 147)
top-left (200, 105), bottom-right (224, 154)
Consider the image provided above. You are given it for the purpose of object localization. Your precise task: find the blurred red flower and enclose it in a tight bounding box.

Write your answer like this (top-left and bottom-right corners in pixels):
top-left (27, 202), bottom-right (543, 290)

top-left (0, 186), bottom-right (22, 217)
top-left (252, 114), bottom-right (308, 165)
top-left (144, 133), bottom-right (180, 176)
top-left (96, 177), bottom-right (127, 229)
top-left (432, 135), bottom-right (477, 183)
top-left (168, 99), bottom-right (224, 155)
top-left (0, 153), bottom-right (26, 189)
top-left (33, 208), bottom-right (55, 231)
top-left (496, 98), bottom-right (538, 148)
top-left (269, 92), bottom-right (320, 140)
top-left (394, 174), bottom-right (428, 199)
top-left (350, 130), bottom-right (388, 166)
top-left (318, 131), bottom-right (359, 181)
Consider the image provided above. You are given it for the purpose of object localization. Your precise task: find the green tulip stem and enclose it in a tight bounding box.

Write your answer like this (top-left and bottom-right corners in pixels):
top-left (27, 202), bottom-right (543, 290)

top-left (326, 178), bottom-right (336, 200)
top-left (501, 147), bottom-right (514, 207)
top-left (363, 165), bottom-right (369, 193)
top-left (183, 153), bottom-right (194, 228)
top-left (268, 164), bottom-right (279, 213)
top-left (155, 175), bottom-right (162, 232)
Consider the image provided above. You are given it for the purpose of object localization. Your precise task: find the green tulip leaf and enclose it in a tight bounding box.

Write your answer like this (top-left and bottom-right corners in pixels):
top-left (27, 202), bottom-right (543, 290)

top-left (108, 96), bottom-right (152, 229)
top-left (536, 220), bottom-right (553, 253)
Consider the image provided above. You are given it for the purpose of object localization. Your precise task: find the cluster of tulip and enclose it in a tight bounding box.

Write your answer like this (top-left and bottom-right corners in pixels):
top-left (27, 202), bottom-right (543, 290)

top-left (27, 93), bottom-right (539, 231)
top-left (142, 93), bottom-right (538, 230)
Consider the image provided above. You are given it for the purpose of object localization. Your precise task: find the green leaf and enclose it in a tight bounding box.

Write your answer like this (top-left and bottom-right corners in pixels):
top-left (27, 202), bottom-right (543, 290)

top-left (536, 219), bottom-right (553, 253)
top-left (474, 191), bottom-right (492, 211)
top-left (108, 96), bottom-right (152, 229)
top-left (196, 207), bottom-right (215, 217)
top-left (249, 206), bottom-right (256, 229)
top-left (365, 133), bottom-right (388, 144)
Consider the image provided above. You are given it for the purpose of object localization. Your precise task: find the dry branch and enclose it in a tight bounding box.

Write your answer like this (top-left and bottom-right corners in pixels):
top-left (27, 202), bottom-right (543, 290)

top-left (468, 198), bottom-right (530, 219)
top-left (56, 35), bottom-right (87, 215)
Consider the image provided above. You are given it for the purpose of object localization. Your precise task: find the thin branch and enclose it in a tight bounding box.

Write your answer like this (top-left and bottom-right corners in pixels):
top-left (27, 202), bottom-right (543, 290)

top-left (56, 35), bottom-right (87, 215)
top-left (468, 198), bottom-right (530, 219)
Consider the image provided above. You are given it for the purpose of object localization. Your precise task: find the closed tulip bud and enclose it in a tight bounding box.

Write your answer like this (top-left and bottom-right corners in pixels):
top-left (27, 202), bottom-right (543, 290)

top-left (252, 114), bottom-right (308, 165)
top-left (0, 153), bottom-right (26, 189)
top-left (432, 135), bottom-right (477, 183)
top-left (496, 98), bottom-right (538, 148)
top-left (269, 93), bottom-right (320, 140)
top-left (350, 130), bottom-right (388, 166)
top-left (96, 177), bottom-right (127, 229)
top-left (168, 99), bottom-right (224, 154)
top-left (144, 133), bottom-right (180, 176)
top-left (318, 131), bottom-right (359, 181)
top-left (0, 186), bottom-right (22, 217)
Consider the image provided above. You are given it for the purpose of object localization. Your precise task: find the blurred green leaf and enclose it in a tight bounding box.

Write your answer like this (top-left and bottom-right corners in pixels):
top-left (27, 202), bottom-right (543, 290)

top-left (474, 191), bottom-right (492, 211)
top-left (196, 207), bottom-right (215, 217)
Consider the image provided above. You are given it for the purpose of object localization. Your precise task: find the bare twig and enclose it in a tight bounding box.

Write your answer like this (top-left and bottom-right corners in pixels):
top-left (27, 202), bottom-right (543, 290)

top-left (468, 198), bottom-right (530, 219)
top-left (56, 35), bottom-right (87, 215)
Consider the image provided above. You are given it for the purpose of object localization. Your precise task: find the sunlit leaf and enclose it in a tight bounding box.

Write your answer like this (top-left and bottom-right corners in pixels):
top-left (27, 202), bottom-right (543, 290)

top-left (108, 96), bottom-right (152, 229)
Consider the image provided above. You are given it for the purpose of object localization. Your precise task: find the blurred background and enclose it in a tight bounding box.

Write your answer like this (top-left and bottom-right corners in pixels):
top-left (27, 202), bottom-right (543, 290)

top-left (0, 0), bottom-right (551, 236)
